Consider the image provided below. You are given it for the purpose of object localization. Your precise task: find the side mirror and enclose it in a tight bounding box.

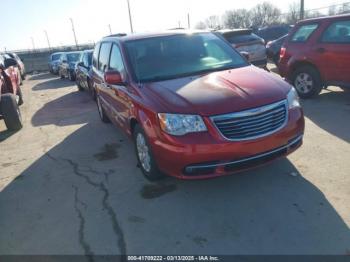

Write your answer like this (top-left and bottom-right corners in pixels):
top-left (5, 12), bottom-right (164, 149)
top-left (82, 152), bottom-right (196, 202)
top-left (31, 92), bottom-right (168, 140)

top-left (104, 70), bottom-right (124, 85)
top-left (240, 51), bottom-right (250, 61)
top-left (77, 61), bottom-right (84, 67)
top-left (4, 58), bottom-right (18, 68)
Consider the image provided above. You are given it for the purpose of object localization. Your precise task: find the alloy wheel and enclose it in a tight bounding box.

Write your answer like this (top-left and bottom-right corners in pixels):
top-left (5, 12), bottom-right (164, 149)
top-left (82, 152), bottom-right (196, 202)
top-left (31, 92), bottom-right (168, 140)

top-left (136, 133), bottom-right (151, 172)
top-left (294, 73), bottom-right (313, 94)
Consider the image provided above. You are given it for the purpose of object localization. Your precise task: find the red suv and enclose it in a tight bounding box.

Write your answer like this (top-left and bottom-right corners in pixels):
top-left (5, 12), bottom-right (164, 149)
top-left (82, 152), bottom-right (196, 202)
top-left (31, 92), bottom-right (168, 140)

top-left (279, 14), bottom-right (350, 98)
top-left (92, 31), bottom-right (304, 180)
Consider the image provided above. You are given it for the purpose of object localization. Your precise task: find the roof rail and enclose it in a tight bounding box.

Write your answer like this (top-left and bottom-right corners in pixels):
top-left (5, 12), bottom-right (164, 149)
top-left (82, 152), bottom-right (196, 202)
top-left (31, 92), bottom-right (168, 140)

top-left (104, 33), bottom-right (127, 38)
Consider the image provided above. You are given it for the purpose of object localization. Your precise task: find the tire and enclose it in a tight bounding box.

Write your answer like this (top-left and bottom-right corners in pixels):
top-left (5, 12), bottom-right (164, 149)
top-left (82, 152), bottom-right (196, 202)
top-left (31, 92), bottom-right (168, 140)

top-left (133, 124), bottom-right (164, 181)
top-left (96, 95), bottom-right (110, 123)
top-left (76, 78), bottom-right (84, 91)
top-left (292, 66), bottom-right (323, 99)
top-left (1, 94), bottom-right (23, 131)
top-left (59, 70), bottom-right (64, 79)
top-left (17, 87), bottom-right (24, 106)
top-left (87, 79), bottom-right (96, 101)
top-left (68, 71), bottom-right (75, 81)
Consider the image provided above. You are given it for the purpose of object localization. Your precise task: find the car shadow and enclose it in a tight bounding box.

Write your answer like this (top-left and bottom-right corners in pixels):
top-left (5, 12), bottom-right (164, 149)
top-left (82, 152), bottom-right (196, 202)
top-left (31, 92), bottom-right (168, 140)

top-left (29, 72), bottom-right (53, 81)
top-left (32, 77), bottom-right (74, 91)
top-left (31, 92), bottom-right (96, 127)
top-left (0, 129), bottom-right (18, 142)
top-left (301, 87), bottom-right (350, 143)
top-left (1, 127), bottom-right (349, 254)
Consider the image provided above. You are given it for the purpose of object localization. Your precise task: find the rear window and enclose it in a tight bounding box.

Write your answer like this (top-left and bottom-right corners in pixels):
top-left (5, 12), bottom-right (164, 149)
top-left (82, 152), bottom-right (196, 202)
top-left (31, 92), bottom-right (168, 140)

top-left (224, 33), bottom-right (261, 44)
top-left (291, 24), bottom-right (318, 42)
top-left (51, 54), bottom-right (61, 61)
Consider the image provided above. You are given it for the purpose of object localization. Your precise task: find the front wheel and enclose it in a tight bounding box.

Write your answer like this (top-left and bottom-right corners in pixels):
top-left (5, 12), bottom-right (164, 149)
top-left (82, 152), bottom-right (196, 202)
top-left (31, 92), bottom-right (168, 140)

top-left (292, 66), bottom-right (323, 99)
top-left (96, 95), bottom-right (110, 123)
top-left (133, 125), bottom-right (164, 181)
top-left (1, 94), bottom-right (23, 131)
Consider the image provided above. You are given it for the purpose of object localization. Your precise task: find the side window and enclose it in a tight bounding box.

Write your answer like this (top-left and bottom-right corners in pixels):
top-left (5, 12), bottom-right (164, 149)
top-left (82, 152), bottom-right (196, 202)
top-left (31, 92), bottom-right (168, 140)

top-left (321, 20), bottom-right (350, 43)
top-left (83, 54), bottom-right (89, 67)
top-left (92, 43), bottom-right (101, 68)
top-left (109, 44), bottom-right (125, 72)
top-left (98, 42), bottom-right (112, 72)
top-left (291, 24), bottom-right (318, 42)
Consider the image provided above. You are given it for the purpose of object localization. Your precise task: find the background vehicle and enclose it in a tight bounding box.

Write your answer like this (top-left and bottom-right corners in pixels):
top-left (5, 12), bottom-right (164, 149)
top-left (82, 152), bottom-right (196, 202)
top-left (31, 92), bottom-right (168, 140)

top-left (58, 51), bottom-right (82, 81)
top-left (266, 34), bottom-right (287, 65)
top-left (279, 14), bottom-right (350, 98)
top-left (255, 25), bottom-right (292, 43)
top-left (217, 29), bottom-right (267, 68)
top-left (0, 54), bottom-right (23, 104)
top-left (48, 52), bottom-right (63, 74)
top-left (75, 50), bottom-right (95, 99)
top-left (5, 52), bottom-right (26, 80)
top-left (92, 31), bottom-right (304, 181)
top-left (0, 59), bottom-right (23, 131)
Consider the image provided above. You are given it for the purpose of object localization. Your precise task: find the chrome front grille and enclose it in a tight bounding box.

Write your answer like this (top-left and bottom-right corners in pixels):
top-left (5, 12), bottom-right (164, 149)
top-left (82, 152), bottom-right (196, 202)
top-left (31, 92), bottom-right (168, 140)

top-left (211, 100), bottom-right (288, 141)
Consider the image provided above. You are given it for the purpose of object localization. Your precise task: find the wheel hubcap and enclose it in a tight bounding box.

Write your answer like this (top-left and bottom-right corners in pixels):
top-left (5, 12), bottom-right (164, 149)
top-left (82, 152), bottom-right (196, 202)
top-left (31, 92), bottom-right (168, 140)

top-left (136, 133), bottom-right (151, 172)
top-left (295, 73), bottom-right (313, 94)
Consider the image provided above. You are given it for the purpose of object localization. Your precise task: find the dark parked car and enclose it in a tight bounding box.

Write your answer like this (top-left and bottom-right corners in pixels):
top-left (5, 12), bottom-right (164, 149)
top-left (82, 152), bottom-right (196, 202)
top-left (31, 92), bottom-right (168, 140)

top-left (5, 52), bottom-right (26, 80)
top-left (75, 50), bottom-right (95, 98)
top-left (256, 25), bottom-right (292, 43)
top-left (0, 57), bottom-right (23, 131)
top-left (48, 52), bottom-right (63, 74)
top-left (92, 31), bottom-right (304, 180)
top-left (217, 29), bottom-right (267, 68)
top-left (279, 14), bottom-right (350, 98)
top-left (266, 34), bottom-right (287, 65)
top-left (58, 51), bottom-right (82, 81)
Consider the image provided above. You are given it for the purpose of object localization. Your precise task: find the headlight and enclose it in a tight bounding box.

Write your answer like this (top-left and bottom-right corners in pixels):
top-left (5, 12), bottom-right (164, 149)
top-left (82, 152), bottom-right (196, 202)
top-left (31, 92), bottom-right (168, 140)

top-left (287, 87), bottom-right (301, 109)
top-left (158, 113), bottom-right (207, 136)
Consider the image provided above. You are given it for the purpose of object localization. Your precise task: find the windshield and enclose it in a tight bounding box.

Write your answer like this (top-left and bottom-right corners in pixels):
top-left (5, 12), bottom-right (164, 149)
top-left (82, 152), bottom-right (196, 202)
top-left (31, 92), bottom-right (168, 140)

top-left (124, 33), bottom-right (248, 83)
top-left (67, 53), bottom-right (81, 62)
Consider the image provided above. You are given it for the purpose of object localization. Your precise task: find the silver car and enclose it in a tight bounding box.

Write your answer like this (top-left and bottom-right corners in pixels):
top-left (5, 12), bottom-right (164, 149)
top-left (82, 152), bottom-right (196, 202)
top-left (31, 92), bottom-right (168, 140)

top-left (218, 29), bottom-right (267, 68)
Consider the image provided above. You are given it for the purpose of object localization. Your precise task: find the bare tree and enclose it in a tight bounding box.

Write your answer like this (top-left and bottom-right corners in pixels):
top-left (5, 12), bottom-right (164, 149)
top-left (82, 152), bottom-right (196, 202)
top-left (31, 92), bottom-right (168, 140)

top-left (285, 2), bottom-right (300, 24)
top-left (195, 21), bottom-right (207, 30)
top-left (223, 9), bottom-right (252, 28)
top-left (250, 2), bottom-right (282, 28)
top-left (305, 10), bottom-right (324, 19)
top-left (205, 15), bottom-right (222, 30)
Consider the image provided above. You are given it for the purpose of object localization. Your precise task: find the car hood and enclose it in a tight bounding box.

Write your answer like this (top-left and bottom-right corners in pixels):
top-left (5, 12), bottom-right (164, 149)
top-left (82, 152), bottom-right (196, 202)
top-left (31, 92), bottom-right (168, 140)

top-left (142, 65), bottom-right (291, 116)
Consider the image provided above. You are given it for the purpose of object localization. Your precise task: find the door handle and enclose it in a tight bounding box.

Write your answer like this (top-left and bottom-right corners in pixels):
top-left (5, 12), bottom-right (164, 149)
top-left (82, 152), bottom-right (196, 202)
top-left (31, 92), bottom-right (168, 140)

top-left (316, 47), bottom-right (326, 53)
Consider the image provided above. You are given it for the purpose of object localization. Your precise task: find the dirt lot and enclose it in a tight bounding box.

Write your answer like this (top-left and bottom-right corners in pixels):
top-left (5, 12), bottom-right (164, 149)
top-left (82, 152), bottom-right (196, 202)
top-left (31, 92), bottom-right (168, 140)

top-left (0, 69), bottom-right (350, 255)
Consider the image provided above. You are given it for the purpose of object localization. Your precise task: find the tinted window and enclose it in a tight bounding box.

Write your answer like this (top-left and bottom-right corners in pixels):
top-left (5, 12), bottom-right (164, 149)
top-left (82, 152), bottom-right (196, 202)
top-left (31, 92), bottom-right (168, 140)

top-left (92, 43), bottom-right (101, 68)
top-left (98, 43), bottom-right (111, 72)
top-left (224, 33), bottom-right (261, 44)
top-left (51, 54), bottom-right (61, 61)
top-left (125, 33), bottom-right (247, 83)
top-left (321, 20), bottom-right (350, 43)
top-left (291, 24), bottom-right (318, 42)
top-left (67, 52), bottom-right (81, 62)
top-left (109, 44), bottom-right (125, 72)
top-left (83, 52), bottom-right (92, 67)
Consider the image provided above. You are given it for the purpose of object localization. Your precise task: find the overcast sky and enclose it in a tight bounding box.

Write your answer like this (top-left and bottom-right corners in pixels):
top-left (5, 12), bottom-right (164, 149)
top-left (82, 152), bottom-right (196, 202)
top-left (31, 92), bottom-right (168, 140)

top-left (0, 0), bottom-right (347, 51)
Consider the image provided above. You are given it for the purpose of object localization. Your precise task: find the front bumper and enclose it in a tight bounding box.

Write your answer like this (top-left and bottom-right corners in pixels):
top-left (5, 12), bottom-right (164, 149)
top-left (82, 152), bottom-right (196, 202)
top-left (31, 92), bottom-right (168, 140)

top-left (151, 108), bottom-right (304, 179)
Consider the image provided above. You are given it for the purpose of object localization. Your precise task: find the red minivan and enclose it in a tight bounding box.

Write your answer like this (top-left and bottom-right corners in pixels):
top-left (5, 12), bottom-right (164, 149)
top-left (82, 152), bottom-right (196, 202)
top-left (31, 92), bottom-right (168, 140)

top-left (92, 31), bottom-right (304, 180)
top-left (279, 14), bottom-right (350, 98)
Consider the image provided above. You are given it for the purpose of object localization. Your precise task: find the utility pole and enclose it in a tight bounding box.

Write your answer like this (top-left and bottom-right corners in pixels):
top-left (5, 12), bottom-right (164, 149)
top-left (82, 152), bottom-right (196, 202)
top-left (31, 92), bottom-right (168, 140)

top-left (126, 0), bottom-right (134, 33)
top-left (44, 30), bottom-right (51, 51)
top-left (187, 13), bottom-right (191, 29)
top-left (70, 18), bottom-right (79, 49)
top-left (300, 0), bottom-right (305, 20)
top-left (178, 21), bottom-right (181, 28)
top-left (108, 24), bottom-right (112, 34)
top-left (31, 37), bottom-right (36, 52)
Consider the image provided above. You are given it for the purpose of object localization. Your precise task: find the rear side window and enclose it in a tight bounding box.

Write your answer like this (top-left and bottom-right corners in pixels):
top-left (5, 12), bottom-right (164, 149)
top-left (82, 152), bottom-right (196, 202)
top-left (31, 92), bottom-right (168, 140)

top-left (321, 20), bottom-right (350, 43)
top-left (291, 24), bottom-right (318, 42)
top-left (98, 42), bottom-right (112, 72)
top-left (92, 43), bottom-right (101, 68)
top-left (224, 33), bottom-right (261, 44)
